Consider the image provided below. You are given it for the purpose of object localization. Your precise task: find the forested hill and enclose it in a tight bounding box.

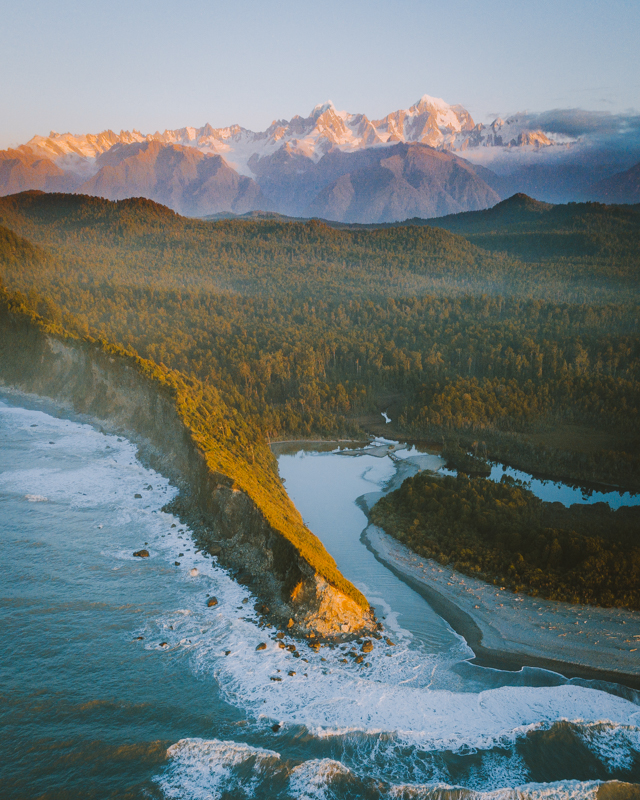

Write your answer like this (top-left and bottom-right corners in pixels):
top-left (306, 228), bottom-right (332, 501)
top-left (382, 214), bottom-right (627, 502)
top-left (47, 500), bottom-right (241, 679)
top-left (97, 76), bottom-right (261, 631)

top-left (0, 191), bottom-right (637, 302)
top-left (1, 190), bottom-right (639, 498)
top-left (422, 193), bottom-right (640, 264)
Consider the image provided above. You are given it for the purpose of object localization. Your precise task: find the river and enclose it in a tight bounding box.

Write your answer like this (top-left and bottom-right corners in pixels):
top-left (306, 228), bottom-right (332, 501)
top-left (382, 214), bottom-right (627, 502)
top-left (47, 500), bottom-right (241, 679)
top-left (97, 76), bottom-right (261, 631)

top-left (1, 396), bottom-right (639, 799)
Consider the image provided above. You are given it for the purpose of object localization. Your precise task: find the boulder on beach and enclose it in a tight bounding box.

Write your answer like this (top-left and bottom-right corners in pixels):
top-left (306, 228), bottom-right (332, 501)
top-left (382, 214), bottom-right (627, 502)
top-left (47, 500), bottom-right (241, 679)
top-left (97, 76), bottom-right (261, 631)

top-left (207, 596), bottom-right (218, 607)
top-left (256, 642), bottom-right (267, 651)
top-left (362, 640), bottom-right (373, 653)
top-left (133, 549), bottom-right (149, 558)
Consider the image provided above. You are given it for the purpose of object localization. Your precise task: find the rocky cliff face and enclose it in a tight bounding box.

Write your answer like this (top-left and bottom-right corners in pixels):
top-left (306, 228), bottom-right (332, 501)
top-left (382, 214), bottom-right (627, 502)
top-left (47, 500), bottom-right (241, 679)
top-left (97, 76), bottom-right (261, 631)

top-left (0, 312), bottom-right (374, 638)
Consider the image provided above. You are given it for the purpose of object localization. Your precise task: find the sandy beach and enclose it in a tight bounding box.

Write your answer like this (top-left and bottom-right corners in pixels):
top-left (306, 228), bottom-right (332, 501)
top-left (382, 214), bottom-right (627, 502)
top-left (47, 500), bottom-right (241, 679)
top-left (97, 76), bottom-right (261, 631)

top-left (362, 519), bottom-right (640, 689)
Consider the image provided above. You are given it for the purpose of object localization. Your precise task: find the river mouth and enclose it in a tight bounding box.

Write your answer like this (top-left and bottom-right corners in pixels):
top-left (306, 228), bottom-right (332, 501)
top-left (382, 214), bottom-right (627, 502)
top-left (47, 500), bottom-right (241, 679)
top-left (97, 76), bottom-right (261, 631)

top-left (1, 400), bottom-right (639, 798)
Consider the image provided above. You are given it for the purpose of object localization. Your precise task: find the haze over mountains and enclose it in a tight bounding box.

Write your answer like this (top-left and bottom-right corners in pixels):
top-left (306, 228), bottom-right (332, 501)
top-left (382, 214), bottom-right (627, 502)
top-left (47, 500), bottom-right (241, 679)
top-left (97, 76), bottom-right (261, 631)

top-left (2, 95), bottom-right (639, 222)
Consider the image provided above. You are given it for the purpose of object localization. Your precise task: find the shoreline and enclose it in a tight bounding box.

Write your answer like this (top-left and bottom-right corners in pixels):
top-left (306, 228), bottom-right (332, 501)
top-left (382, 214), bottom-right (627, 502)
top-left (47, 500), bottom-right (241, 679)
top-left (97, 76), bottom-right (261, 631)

top-left (362, 521), bottom-right (640, 691)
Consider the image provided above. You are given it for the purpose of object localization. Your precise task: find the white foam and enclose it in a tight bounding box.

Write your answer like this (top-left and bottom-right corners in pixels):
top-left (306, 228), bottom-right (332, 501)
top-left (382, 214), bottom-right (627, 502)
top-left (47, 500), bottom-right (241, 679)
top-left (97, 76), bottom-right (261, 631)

top-left (159, 739), bottom-right (606, 800)
top-left (576, 721), bottom-right (640, 772)
top-left (388, 779), bottom-right (601, 799)
top-left (289, 758), bottom-right (354, 800)
top-left (160, 738), bottom-right (281, 800)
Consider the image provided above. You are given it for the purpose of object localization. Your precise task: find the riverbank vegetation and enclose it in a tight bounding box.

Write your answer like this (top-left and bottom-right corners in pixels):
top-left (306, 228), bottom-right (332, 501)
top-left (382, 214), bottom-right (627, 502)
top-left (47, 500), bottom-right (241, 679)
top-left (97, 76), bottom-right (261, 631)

top-left (370, 472), bottom-right (640, 609)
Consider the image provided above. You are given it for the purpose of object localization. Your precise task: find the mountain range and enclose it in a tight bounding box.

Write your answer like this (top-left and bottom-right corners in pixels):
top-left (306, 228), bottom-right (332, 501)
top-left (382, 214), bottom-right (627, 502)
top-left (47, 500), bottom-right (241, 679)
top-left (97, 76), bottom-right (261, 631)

top-left (2, 95), bottom-right (639, 222)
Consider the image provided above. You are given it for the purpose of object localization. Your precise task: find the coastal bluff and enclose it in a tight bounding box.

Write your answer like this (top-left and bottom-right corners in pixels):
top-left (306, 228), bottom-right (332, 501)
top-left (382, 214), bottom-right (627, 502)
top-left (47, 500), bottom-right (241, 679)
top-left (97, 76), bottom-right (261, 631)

top-left (0, 304), bottom-right (375, 638)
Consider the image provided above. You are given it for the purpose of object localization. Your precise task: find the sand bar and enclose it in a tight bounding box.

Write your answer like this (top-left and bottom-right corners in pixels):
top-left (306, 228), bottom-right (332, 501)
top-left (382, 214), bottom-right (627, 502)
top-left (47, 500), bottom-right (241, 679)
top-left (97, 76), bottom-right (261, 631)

top-left (363, 522), bottom-right (640, 690)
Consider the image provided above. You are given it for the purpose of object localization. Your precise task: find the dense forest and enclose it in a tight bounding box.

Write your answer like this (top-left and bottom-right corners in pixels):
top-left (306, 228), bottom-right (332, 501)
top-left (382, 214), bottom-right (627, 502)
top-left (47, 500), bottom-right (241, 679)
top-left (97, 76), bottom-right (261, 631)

top-left (0, 189), bottom-right (639, 607)
top-left (370, 472), bottom-right (640, 609)
top-left (1, 191), bottom-right (638, 491)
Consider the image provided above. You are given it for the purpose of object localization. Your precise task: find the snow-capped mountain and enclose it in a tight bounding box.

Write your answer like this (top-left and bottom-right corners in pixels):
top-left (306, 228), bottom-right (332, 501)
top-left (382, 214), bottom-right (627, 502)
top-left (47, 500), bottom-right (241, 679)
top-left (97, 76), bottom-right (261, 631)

top-left (1, 95), bottom-right (592, 221)
top-left (17, 95), bottom-right (562, 180)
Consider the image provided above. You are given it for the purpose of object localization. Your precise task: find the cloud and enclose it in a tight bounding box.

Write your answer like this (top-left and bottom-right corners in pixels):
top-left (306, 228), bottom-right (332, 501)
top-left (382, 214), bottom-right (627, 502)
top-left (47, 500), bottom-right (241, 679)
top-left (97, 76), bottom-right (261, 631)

top-left (518, 108), bottom-right (640, 139)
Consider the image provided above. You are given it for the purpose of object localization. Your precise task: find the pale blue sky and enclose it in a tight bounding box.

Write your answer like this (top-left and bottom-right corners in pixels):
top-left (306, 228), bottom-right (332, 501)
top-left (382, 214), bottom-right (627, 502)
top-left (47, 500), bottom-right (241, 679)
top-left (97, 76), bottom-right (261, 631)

top-left (1, 0), bottom-right (638, 148)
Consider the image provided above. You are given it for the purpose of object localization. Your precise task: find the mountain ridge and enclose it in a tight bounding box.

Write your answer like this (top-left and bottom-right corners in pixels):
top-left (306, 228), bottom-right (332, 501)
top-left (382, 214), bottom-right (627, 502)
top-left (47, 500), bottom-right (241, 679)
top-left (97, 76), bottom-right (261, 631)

top-left (3, 94), bottom-right (635, 222)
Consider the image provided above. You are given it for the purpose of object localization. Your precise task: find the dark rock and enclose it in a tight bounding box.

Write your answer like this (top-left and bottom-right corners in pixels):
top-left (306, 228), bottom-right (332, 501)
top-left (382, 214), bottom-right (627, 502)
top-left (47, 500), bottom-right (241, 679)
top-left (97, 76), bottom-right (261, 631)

top-left (276, 631), bottom-right (285, 639)
top-left (159, 642), bottom-right (168, 647)
top-left (385, 638), bottom-right (395, 646)
top-left (293, 652), bottom-right (300, 658)
top-left (134, 493), bottom-right (142, 499)
top-left (286, 644), bottom-right (296, 652)
top-left (287, 671), bottom-right (296, 677)
top-left (272, 723), bottom-right (281, 732)
top-left (133, 549), bottom-right (149, 558)
top-left (256, 642), bottom-right (267, 651)
top-left (362, 640), bottom-right (373, 653)
top-left (207, 596), bottom-right (218, 607)
top-left (225, 650), bottom-right (231, 655)
top-left (355, 655), bottom-right (364, 664)
top-left (270, 676), bottom-right (282, 681)
top-left (174, 561), bottom-right (180, 566)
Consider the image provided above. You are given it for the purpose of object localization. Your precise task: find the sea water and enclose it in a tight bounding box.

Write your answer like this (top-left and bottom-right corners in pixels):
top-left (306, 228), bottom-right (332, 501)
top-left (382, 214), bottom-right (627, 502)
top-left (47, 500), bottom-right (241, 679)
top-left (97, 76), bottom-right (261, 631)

top-left (1, 397), bottom-right (639, 799)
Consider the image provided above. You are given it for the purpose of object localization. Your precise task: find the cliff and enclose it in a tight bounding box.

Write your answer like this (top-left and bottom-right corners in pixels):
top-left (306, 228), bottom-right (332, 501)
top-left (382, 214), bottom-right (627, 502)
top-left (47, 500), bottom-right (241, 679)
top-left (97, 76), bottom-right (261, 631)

top-left (0, 298), bottom-right (374, 638)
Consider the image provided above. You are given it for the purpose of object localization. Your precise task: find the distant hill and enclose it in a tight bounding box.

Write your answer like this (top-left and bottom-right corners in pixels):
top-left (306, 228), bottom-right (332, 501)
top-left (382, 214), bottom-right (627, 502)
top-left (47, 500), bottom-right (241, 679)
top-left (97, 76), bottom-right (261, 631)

top-left (426, 193), bottom-right (640, 262)
top-left (586, 161), bottom-right (640, 205)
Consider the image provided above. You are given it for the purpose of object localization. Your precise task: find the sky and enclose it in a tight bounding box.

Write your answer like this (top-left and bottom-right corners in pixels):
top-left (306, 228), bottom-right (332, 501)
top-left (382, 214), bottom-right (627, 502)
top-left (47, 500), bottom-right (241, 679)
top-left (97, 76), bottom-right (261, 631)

top-left (1, 0), bottom-right (639, 149)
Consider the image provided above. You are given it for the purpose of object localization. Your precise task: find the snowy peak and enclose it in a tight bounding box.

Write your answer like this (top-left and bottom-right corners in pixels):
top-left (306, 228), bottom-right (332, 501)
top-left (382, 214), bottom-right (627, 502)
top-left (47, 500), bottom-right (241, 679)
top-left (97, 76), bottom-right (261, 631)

top-left (457, 113), bottom-right (556, 150)
top-left (8, 95), bottom-right (567, 185)
top-left (310, 101), bottom-right (336, 119)
top-left (373, 95), bottom-right (476, 149)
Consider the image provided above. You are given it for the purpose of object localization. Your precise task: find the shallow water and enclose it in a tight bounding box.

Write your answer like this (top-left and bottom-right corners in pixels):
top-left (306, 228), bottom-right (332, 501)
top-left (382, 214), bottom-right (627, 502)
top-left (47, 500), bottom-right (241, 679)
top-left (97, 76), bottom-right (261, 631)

top-left (1, 398), bottom-right (639, 799)
top-left (396, 444), bottom-right (640, 509)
